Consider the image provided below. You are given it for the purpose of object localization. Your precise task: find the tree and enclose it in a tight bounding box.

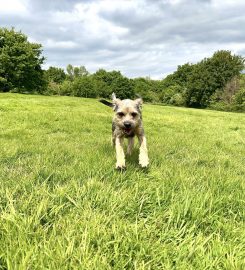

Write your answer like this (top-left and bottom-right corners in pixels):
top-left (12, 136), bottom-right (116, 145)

top-left (160, 84), bottom-right (184, 105)
top-left (185, 63), bottom-right (214, 107)
top-left (132, 77), bottom-right (160, 102)
top-left (0, 27), bottom-right (45, 92)
top-left (208, 50), bottom-right (244, 89)
top-left (111, 76), bottom-right (134, 99)
top-left (93, 79), bottom-right (111, 98)
top-left (74, 66), bottom-right (89, 77)
top-left (45, 66), bottom-right (66, 84)
top-left (218, 76), bottom-right (240, 104)
top-left (92, 69), bottom-right (126, 98)
top-left (72, 76), bottom-right (96, 98)
top-left (66, 64), bottom-right (74, 80)
top-left (233, 88), bottom-right (245, 106)
top-left (133, 78), bottom-right (149, 98)
top-left (230, 74), bottom-right (245, 111)
top-left (185, 51), bottom-right (244, 107)
top-left (161, 50), bottom-right (245, 108)
top-left (66, 64), bottom-right (89, 80)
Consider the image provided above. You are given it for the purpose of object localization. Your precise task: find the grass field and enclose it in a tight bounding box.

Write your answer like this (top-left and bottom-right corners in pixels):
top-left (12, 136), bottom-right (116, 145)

top-left (0, 93), bottom-right (245, 269)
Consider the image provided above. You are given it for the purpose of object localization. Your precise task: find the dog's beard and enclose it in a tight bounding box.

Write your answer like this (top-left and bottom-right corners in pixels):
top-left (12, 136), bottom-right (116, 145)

top-left (123, 127), bottom-right (134, 135)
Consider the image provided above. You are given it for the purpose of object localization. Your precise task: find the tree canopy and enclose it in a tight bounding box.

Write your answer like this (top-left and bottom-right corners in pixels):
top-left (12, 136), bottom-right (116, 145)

top-left (160, 50), bottom-right (245, 108)
top-left (44, 67), bottom-right (66, 84)
top-left (1, 27), bottom-right (244, 111)
top-left (0, 28), bottom-right (45, 92)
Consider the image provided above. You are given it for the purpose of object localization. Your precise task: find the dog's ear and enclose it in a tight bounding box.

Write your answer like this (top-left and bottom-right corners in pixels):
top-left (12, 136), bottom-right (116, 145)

top-left (112, 92), bottom-right (120, 111)
top-left (134, 98), bottom-right (143, 112)
top-left (112, 92), bottom-right (117, 101)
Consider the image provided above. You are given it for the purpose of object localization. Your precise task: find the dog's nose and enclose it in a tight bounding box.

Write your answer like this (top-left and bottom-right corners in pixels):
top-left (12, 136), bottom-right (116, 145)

top-left (124, 122), bottom-right (131, 128)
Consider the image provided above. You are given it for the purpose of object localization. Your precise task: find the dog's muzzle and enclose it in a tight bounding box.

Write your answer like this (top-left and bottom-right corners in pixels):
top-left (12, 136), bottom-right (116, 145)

top-left (123, 122), bottom-right (133, 135)
top-left (124, 122), bottom-right (132, 129)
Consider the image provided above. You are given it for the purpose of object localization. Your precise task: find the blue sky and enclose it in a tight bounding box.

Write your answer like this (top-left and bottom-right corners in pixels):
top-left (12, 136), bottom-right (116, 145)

top-left (1, 0), bottom-right (245, 79)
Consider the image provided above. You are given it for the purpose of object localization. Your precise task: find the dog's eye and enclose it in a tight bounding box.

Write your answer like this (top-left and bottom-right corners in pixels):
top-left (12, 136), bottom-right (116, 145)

top-left (131, 112), bottom-right (137, 117)
top-left (117, 112), bottom-right (125, 117)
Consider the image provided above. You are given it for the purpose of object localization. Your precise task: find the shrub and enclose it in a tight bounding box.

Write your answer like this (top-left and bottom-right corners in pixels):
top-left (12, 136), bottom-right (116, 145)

top-left (45, 81), bottom-right (61, 96)
top-left (160, 84), bottom-right (183, 105)
top-left (72, 76), bottom-right (96, 98)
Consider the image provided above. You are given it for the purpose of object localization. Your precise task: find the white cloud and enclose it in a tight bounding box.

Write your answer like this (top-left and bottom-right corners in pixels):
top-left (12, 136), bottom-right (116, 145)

top-left (0, 0), bottom-right (245, 78)
top-left (0, 0), bottom-right (28, 14)
top-left (45, 39), bottom-right (78, 49)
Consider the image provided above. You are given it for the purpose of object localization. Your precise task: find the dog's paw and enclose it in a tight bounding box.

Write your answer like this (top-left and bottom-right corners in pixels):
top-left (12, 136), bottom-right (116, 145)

top-left (116, 165), bottom-right (126, 171)
top-left (139, 162), bottom-right (149, 168)
top-left (139, 157), bottom-right (149, 168)
top-left (116, 160), bottom-right (126, 170)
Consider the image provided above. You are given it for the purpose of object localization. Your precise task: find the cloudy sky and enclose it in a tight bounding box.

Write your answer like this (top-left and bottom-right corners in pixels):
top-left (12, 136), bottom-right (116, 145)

top-left (1, 0), bottom-right (245, 79)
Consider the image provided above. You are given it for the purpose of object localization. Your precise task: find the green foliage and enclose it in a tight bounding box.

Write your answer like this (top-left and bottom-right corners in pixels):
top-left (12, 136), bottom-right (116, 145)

top-left (0, 26), bottom-right (244, 112)
top-left (44, 80), bottom-right (73, 96)
top-left (72, 76), bottom-right (96, 98)
top-left (92, 69), bottom-right (117, 98)
top-left (133, 77), bottom-right (160, 102)
top-left (0, 93), bottom-right (245, 268)
top-left (0, 27), bottom-right (45, 92)
top-left (44, 66), bottom-right (66, 83)
top-left (230, 88), bottom-right (245, 111)
top-left (46, 71), bottom-right (158, 101)
top-left (163, 63), bottom-right (194, 89)
top-left (93, 79), bottom-right (111, 98)
top-left (160, 84), bottom-right (185, 106)
top-left (92, 69), bottom-right (135, 99)
top-left (66, 64), bottom-right (89, 81)
top-left (0, 76), bottom-right (8, 92)
top-left (159, 64), bottom-right (194, 107)
top-left (111, 76), bottom-right (134, 99)
top-left (209, 75), bottom-right (245, 112)
top-left (234, 88), bottom-right (245, 105)
top-left (185, 63), bottom-right (214, 107)
top-left (60, 80), bottom-right (73, 96)
top-left (45, 81), bottom-right (61, 95)
top-left (160, 51), bottom-right (245, 110)
top-left (185, 51), bottom-right (244, 107)
top-left (93, 69), bottom-right (122, 86)
top-left (239, 73), bottom-right (245, 88)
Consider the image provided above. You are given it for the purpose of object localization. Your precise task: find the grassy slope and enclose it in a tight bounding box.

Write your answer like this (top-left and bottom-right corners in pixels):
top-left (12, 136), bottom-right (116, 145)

top-left (0, 93), bottom-right (245, 269)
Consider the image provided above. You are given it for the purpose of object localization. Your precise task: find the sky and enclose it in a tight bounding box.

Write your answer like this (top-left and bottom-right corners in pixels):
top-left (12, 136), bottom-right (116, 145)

top-left (1, 0), bottom-right (245, 79)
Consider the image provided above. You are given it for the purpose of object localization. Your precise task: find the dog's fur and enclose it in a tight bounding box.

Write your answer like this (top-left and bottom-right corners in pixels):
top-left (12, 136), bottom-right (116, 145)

top-left (100, 93), bottom-right (149, 169)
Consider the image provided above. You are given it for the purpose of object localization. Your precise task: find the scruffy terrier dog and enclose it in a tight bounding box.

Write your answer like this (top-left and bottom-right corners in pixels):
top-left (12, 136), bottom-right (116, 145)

top-left (100, 93), bottom-right (149, 170)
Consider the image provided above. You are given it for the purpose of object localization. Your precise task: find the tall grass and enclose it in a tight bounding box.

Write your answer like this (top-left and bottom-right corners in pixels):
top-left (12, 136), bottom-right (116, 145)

top-left (0, 93), bottom-right (244, 269)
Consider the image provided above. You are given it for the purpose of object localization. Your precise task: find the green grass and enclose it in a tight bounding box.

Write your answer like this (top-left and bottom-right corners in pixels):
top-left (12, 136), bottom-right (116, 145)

top-left (0, 93), bottom-right (245, 269)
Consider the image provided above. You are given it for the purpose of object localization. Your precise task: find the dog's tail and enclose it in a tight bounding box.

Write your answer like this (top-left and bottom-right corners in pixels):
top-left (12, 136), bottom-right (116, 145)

top-left (99, 99), bottom-right (113, 107)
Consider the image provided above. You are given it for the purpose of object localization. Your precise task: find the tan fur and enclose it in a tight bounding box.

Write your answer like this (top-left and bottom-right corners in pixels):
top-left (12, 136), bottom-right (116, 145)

top-left (138, 136), bottom-right (149, 167)
top-left (115, 137), bottom-right (125, 169)
top-left (127, 137), bottom-right (134, 156)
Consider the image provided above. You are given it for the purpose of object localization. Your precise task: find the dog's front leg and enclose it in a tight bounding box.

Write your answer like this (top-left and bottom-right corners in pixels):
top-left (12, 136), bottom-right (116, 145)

top-left (138, 135), bottom-right (149, 168)
top-left (115, 137), bottom-right (125, 169)
top-left (111, 134), bottom-right (116, 146)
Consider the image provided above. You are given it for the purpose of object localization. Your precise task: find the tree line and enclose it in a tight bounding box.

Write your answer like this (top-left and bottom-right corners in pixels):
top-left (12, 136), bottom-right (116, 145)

top-left (1, 28), bottom-right (244, 111)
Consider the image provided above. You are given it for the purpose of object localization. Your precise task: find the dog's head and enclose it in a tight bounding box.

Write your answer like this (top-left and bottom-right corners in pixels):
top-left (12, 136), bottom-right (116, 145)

top-left (112, 93), bottom-right (143, 135)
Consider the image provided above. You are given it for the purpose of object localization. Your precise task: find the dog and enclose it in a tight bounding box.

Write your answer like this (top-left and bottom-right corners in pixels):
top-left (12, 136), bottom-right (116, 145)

top-left (100, 93), bottom-right (149, 169)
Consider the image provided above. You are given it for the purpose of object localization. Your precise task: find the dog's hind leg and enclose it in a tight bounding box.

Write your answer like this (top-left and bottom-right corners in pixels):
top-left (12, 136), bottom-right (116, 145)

top-left (115, 137), bottom-right (125, 169)
top-left (127, 137), bottom-right (134, 156)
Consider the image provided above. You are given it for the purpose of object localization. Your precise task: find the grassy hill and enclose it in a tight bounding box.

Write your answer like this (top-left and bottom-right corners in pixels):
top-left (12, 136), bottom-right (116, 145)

top-left (0, 93), bottom-right (244, 269)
